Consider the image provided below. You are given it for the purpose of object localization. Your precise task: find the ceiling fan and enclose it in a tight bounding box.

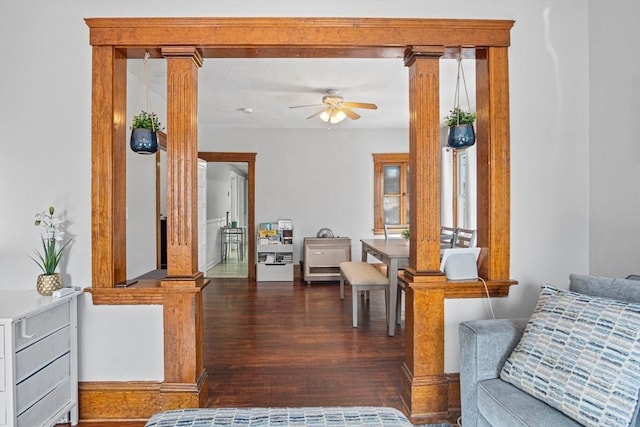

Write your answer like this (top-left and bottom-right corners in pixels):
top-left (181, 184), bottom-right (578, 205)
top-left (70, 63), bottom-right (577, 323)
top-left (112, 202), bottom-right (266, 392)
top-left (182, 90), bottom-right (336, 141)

top-left (289, 89), bottom-right (378, 124)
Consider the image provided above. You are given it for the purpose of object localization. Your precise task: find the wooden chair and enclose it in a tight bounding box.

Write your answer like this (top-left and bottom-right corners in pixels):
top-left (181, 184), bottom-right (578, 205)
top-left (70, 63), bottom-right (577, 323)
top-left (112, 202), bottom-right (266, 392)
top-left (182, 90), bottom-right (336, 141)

top-left (454, 228), bottom-right (477, 248)
top-left (384, 223), bottom-right (409, 240)
top-left (440, 226), bottom-right (458, 249)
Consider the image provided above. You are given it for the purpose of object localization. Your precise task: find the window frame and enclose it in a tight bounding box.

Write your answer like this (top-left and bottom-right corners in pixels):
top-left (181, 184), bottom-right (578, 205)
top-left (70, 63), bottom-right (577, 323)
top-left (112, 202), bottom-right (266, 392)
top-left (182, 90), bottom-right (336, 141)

top-left (373, 153), bottom-right (410, 235)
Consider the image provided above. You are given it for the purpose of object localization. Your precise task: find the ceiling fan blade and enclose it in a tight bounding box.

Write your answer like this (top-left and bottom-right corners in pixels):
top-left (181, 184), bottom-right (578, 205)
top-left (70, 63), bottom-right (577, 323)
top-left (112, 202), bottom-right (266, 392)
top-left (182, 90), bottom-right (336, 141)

top-left (343, 101), bottom-right (378, 110)
top-left (305, 108), bottom-right (327, 119)
top-left (342, 108), bottom-right (361, 120)
top-left (289, 103), bottom-right (326, 109)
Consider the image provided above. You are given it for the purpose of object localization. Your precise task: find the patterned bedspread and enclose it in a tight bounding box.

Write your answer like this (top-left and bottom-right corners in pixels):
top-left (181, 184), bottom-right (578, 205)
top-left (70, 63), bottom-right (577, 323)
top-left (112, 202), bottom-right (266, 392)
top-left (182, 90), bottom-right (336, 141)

top-left (145, 407), bottom-right (415, 426)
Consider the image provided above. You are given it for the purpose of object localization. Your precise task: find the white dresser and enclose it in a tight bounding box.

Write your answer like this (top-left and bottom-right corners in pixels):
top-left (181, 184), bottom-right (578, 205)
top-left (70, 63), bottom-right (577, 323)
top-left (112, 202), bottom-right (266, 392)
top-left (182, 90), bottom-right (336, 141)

top-left (0, 290), bottom-right (80, 427)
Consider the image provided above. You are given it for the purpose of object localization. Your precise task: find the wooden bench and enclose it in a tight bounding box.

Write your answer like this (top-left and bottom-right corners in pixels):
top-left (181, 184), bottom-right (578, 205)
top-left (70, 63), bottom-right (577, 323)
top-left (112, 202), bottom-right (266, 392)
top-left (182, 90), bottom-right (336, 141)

top-left (339, 261), bottom-right (389, 327)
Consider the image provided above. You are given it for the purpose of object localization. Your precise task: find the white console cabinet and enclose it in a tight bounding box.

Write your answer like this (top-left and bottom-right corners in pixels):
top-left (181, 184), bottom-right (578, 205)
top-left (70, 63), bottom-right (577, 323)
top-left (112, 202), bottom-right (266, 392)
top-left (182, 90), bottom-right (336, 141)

top-left (303, 237), bottom-right (351, 284)
top-left (0, 290), bottom-right (81, 427)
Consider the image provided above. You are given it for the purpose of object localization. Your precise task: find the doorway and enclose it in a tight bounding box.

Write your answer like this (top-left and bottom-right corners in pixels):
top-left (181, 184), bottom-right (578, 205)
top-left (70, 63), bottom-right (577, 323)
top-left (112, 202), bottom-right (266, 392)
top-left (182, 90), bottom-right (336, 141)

top-left (206, 162), bottom-right (248, 278)
top-left (198, 152), bottom-right (257, 280)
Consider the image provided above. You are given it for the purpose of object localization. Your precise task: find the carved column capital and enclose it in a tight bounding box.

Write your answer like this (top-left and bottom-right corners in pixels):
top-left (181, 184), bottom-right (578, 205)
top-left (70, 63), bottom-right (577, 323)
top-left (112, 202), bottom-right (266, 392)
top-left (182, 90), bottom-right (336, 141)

top-left (404, 46), bottom-right (445, 67)
top-left (161, 47), bottom-right (204, 66)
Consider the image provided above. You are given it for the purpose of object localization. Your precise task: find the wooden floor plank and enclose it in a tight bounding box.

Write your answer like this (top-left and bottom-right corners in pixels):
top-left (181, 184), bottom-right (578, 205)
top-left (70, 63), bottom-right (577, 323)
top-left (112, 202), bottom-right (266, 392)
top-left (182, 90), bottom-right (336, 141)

top-left (75, 277), bottom-right (405, 426)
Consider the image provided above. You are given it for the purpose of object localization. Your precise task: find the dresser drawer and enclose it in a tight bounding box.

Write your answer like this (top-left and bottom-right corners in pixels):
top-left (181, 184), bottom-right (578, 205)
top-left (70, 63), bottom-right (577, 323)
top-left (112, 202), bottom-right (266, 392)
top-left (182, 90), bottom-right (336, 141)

top-left (306, 247), bottom-right (349, 265)
top-left (16, 353), bottom-right (70, 415)
top-left (14, 302), bottom-right (70, 351)
top-left (256, 263), bottom-right (294, 281)
top-left (17, 377), bottom-right (70, 427)
top-left (16, 326), bottom-right (70, 383)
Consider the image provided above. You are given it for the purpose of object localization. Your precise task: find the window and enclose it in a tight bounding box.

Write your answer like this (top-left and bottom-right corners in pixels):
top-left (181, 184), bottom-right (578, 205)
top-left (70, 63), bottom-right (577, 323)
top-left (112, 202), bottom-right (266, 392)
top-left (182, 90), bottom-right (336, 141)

top-left (373, 153), bottom-right (410, 234)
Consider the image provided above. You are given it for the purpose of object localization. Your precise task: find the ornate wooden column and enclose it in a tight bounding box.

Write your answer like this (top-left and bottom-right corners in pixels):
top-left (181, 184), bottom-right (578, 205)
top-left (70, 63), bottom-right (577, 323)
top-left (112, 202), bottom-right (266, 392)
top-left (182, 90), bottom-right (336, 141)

top-left (91, 46), bottom-right (127, 288)
top-left (476, 47), bottom-right (511, 280)
top-left (159, 47), bottom-right (208, 409)
top-left (162, 47), bottom-right (204, 284)
top-left (400, 46), bottom-right (451, 424)
top-left (400, 45), bottom-right (514, 425)
top-left (404, 47), bottom-right (445, 278)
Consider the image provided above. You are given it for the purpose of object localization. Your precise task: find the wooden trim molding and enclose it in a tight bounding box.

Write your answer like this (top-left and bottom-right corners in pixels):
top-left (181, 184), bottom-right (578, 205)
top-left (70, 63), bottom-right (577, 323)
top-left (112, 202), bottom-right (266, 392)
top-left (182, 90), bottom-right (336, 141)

top-left (79, 374), bottom-right (208, 422)
top-left (79, 381), bottom-right (162, 422)
top-left (86, 16), bottom-right (516, 424)
top-left (86, 18), bottom-right (514, 57)
top-left (447, 373), bottom-right (461, 421)
top-left (86, 276), bottom-right (210, 305)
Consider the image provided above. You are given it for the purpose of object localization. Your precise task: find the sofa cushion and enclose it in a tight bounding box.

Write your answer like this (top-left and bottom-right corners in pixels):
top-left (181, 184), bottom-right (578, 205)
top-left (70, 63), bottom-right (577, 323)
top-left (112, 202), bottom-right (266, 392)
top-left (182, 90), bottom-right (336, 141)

top-left (570, 273), bottom-right (640, 303)
top-left (477, 378), bottom-right (583, 427)
top-left (500, 285), bottom-right (640, 427)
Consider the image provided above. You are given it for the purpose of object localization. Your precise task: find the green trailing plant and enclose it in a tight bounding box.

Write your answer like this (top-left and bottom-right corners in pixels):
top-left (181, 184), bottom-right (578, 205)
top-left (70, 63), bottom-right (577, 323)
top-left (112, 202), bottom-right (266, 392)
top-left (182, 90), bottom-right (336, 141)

top-left (444, 107), bottom-right (476, 127)
top-left (31, 206), bottom-right (74, 275)
top-left (131, 110), bottom-right (163, 131)
top-left (401, 229), bottom-right (410, 240)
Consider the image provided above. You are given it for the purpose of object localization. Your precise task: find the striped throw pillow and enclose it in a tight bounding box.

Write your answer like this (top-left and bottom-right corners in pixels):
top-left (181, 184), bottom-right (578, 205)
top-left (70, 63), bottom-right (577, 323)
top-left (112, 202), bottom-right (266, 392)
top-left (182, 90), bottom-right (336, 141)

top-left (501, 285), bottom-right (640, 427)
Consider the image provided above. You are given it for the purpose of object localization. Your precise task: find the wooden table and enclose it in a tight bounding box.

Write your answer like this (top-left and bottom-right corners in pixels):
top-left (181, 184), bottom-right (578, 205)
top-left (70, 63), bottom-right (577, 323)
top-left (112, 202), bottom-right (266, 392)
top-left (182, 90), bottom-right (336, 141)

top-left (360, 239), bottom-right (409, 336)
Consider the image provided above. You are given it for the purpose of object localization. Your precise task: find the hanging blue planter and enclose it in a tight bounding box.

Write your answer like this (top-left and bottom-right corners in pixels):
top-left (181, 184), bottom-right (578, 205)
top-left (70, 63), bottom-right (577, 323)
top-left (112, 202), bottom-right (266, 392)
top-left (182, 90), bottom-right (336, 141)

top-left (447, 124), bottom-right (476, 149)
top-left (130, 128), bottom-right (158, 154)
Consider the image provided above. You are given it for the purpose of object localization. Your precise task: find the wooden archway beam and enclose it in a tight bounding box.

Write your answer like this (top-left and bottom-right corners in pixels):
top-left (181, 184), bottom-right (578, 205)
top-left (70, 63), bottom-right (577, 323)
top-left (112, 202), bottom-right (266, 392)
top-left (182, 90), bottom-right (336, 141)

top-left (85, 17), bottom-right (515, 424)
top-left (86, 17), bottom-right (513, 57)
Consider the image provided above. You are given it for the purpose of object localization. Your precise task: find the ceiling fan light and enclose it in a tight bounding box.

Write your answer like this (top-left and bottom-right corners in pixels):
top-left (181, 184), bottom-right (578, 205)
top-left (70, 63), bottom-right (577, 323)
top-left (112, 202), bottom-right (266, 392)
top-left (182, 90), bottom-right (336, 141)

top-left (319, 110), bottom-right (331, 122)
top-left (330, 109), bottom-right (347, 124)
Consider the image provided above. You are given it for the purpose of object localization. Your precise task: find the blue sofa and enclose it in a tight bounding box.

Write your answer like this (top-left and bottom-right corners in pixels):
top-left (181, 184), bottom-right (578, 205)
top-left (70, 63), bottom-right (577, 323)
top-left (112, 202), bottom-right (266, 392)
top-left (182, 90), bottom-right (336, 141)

top-left (459, 274), bottom-right (640, 427)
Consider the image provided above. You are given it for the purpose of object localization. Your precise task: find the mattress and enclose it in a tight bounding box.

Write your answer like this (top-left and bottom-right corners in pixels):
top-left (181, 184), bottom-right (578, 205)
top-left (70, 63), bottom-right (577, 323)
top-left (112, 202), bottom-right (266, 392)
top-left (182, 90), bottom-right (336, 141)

top-left (145, 407), bottom-right (414, 426)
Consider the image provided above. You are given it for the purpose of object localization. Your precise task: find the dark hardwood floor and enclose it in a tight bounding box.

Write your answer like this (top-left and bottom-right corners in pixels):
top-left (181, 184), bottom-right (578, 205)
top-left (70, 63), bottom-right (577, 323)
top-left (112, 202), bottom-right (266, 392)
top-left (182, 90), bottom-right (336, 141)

top-left (76, 277), bottom-right (405, 426)
top-left (205, 278), bottom-right (405, 408)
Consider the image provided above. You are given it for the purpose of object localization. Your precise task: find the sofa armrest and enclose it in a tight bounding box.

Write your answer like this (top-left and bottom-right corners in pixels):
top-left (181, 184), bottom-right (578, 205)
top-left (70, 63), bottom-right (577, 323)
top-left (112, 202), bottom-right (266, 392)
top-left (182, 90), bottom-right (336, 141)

top-left (458, 318), bottom-right (529, 427)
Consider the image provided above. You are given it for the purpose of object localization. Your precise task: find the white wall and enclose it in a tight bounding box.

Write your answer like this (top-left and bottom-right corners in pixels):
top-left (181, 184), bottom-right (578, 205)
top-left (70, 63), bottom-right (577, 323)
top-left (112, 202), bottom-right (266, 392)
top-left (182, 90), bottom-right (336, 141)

top-left (588, 0), bottom-right (640, 277)
top-left (201, 128), bottom-right (408, 261)
top-left (1, 0), bottom-right (618, 379)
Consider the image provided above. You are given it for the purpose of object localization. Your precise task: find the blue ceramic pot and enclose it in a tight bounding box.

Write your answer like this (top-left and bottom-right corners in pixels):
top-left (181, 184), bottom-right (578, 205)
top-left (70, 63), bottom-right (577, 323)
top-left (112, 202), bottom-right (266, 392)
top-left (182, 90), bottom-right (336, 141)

top-left (130, 128), bottom-right (158, 154)
top-left (447, 124), bottom-right (476, 148)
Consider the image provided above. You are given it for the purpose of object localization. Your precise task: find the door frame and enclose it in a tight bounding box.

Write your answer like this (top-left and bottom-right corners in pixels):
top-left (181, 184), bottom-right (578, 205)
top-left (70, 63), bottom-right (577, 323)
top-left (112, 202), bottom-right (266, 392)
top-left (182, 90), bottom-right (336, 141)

top-left (198, 152), bottom-right (256, 280)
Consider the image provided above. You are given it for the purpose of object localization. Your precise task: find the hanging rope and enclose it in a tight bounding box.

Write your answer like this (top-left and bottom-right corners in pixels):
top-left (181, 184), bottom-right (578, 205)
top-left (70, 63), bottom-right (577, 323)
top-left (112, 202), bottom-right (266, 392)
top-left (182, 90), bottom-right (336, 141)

top-left (452, 52), bottom-right (473, 125)
top-left (134, 51), bottom-right (153, 116)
